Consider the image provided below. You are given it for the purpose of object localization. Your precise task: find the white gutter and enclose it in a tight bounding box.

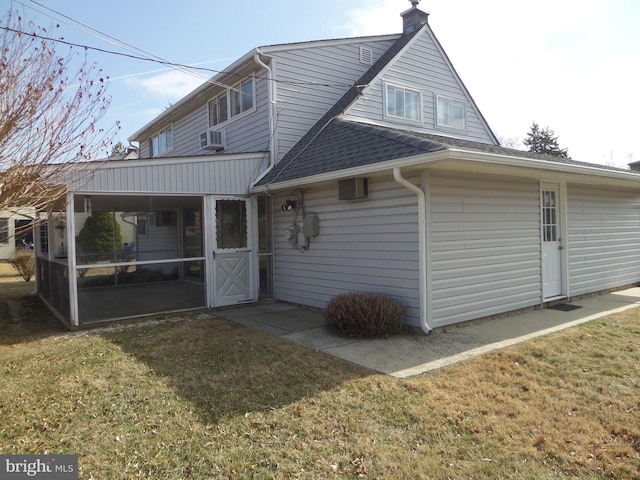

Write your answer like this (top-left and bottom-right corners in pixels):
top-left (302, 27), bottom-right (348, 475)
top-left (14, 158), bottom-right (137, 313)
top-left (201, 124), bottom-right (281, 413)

top-left (251, 150), bottom-right (451, 193)
top-left (252, 145), bottom-right (640, 194)
top-left (393, 167), bottom-right (431, 334)
top-left (250, 49), bottom-right (277, 188)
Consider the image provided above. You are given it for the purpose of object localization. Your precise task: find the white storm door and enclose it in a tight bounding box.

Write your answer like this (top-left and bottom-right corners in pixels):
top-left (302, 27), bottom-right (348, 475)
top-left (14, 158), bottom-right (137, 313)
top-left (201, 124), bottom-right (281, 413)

top-left (541, 185), bottom-right (563, 299)
top-left (213, 199), bottom-right (252, 306)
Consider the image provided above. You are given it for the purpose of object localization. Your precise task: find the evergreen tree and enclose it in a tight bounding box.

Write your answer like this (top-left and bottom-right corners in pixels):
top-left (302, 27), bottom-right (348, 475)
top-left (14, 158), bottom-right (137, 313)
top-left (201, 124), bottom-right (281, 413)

top-left (76, 212), bottom-right (123, 260)
top-left (109, 141), bottom-right (128, 157)
top-left (523, 122), bottom-right (570, 159)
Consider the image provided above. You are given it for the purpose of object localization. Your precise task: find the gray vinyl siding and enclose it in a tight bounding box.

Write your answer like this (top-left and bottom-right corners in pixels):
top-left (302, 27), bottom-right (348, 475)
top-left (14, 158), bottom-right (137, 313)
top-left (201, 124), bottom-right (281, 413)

top-left (272, 174), bottom-right (421, 323)
top-left (137, 222), bottom-right (179, 259)
top-left (69, 155), bottom-right (268, 195)
top-left (141, 71), bottom-right (271, 158)
top-left (270, 39), bottom-right (397, 162)
top-left (567, 184), bottom-right (640, 295)
top-left (430, 172), bottom-right (541, 327)
top-left (345, 28), bottom-right (495, 144)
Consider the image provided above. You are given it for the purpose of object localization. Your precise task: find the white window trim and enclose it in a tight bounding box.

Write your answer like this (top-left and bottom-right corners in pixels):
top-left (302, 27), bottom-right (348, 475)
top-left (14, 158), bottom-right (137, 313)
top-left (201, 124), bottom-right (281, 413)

top-left (207, 75), bottom-right (256, 129)
top-left (435, 94), bottom-right (467, 131)
top-left (383, 81), bottom-right (423, 125)
top-left (148, 124), bottom-right (174, 157)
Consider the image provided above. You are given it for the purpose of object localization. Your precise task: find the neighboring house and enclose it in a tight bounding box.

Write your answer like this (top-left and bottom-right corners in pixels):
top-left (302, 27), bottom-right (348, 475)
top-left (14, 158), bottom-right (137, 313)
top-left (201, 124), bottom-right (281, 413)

top-left (36, 4), bottom-right (640, 330)
top-left (0, 209), bottom-right (35, 260)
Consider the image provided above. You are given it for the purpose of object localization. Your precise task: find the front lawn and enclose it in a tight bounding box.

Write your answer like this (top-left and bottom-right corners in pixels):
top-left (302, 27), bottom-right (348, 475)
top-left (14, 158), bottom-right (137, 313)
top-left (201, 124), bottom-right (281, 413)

top-left (1, 264), bottom-right (639, 479)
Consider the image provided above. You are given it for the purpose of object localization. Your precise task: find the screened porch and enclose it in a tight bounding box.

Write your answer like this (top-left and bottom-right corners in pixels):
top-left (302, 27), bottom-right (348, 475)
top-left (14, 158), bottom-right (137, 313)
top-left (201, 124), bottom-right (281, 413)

top-left (36, 194), bottom-right (206, 326)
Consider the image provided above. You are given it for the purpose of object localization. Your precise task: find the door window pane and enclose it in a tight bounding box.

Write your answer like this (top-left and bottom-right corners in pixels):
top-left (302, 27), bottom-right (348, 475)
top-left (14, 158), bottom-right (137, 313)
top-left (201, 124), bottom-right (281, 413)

top-left (216, 200), bottom-right (247, 249)
top-left (542, 190), bottom-right (558, 242)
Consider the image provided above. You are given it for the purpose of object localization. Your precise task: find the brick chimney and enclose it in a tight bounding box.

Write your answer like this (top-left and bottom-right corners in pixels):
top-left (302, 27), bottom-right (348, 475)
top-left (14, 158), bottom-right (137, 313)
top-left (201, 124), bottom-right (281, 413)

top-left (402, 0), bottom-right (429, 34)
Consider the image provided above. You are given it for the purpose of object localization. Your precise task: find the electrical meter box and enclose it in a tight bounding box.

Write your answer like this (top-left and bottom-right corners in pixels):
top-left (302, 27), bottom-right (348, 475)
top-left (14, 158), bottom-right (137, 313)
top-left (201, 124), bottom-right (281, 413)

top-left (303, 215), bottom-right (319, 237)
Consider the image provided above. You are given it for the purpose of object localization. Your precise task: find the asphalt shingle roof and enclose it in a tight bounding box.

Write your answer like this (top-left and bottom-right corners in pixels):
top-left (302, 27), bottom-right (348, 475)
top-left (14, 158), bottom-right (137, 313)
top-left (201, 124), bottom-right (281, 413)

top-left (257, 118), bottom-right (634, 186)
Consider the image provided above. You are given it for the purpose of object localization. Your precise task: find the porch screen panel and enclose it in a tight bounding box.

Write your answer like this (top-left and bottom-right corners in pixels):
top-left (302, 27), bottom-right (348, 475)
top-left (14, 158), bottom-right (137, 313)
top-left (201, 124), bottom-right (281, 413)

top-left (73, 196), bottom-right (206, 325)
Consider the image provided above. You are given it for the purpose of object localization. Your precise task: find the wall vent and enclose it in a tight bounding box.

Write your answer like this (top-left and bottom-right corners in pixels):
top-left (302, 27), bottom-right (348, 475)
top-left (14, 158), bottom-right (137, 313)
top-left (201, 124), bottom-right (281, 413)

top-left (359, 46), bottom-right (373, 65)
top-left (338, 178), bottom-right (369, 200)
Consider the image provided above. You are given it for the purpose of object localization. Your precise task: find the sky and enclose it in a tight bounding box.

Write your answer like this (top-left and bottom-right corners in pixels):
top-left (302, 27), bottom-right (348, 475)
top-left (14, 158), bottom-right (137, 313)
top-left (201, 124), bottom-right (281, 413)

top-left (5, 0), bottom-right (640, 168)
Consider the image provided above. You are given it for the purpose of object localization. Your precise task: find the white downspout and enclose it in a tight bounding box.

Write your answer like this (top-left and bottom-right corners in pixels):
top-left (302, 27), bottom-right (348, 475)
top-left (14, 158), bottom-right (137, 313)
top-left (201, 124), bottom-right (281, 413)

top-left (393, 167), bottom-right (431, 334)
top-left (250, 49), bottom-right (276, 188)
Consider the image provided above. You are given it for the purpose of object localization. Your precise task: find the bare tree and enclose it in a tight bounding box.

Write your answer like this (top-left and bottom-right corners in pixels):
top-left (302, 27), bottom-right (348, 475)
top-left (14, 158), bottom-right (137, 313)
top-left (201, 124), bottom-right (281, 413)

top-left (496, 135), bottom-right (522, 150)
top-left (0, 10), bottom-right (119, 238)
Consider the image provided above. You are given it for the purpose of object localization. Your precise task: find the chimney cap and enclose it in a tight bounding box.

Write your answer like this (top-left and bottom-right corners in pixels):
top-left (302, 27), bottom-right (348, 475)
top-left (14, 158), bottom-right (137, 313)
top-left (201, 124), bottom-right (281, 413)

top-left (401, 1), bottom-right (429, 34)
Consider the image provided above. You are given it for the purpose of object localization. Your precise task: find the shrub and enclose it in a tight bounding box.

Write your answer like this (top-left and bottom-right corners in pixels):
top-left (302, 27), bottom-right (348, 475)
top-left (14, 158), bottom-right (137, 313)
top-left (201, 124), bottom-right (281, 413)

top-left (76, 212), bottom-right (123, 261)
top-left (7, 250), bottom-right (34, 282)
top-left (324, 292), bottom-right (406, 338)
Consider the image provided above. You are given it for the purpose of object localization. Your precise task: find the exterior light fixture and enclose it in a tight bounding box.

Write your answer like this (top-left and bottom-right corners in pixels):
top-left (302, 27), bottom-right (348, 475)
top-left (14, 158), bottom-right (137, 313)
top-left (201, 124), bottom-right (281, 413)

top-left (281, 199), bottom-right (297, 212)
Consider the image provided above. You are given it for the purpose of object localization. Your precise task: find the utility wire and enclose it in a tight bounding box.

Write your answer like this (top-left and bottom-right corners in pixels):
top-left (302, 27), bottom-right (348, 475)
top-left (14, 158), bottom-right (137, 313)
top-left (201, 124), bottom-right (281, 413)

top-left (1, 25), bottom-right (357, 90)
top-left (7, 0), bottom-right (360, 90)
top-left (20, 0), bottom-right (237, 92)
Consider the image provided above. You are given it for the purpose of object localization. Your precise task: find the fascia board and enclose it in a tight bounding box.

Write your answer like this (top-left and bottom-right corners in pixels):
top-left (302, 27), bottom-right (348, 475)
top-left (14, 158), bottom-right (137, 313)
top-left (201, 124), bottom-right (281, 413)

top-left (252, 148), bottom-right (640, 193)
top-left (250, 150), bottom-right (451, 193)
top-left (258, 34), bottom-right (401, 54)
top-left (63, 152), bottom-right (269, 176)
top-left (447, 148), bottom-right (640, 182)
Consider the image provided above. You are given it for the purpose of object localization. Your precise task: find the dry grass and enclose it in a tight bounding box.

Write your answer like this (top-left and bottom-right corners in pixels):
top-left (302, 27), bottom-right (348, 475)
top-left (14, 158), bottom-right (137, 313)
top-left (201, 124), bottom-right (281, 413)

top-left (1, 263), bottom-right (639, 479)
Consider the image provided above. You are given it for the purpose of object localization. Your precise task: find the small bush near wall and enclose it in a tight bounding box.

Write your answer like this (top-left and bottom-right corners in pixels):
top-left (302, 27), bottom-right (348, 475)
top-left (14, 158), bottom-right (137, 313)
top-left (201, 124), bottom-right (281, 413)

top-left (324, 292), bottom-right (406, 338)
top-left (7, 250), bottom-right (34, 282)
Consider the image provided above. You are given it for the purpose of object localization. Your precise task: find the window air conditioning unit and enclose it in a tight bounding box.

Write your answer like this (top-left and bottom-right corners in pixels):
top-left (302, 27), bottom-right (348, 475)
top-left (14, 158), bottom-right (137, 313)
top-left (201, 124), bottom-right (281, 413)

top-left (200, 128), bottom-right (226, 151)
top-left (338, 177), bottom-right (369, 200)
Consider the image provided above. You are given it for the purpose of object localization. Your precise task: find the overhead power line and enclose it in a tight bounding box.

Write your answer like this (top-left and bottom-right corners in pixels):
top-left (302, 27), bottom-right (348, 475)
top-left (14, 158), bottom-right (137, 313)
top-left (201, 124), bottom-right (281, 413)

top-left (6, 0), bottom-right (359, 91)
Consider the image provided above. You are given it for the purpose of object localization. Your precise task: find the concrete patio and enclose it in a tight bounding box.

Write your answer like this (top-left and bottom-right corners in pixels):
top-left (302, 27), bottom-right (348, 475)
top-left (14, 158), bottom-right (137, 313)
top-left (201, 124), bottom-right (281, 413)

top-left (216, 287), bottom-right (640, 378)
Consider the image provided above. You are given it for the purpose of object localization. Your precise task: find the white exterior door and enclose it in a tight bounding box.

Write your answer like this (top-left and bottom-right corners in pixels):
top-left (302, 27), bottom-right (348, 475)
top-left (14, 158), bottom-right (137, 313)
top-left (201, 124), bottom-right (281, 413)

top-left (541, 184), bottom-right (563, 299)
top-left (212, 198), bottom-right (253, 307)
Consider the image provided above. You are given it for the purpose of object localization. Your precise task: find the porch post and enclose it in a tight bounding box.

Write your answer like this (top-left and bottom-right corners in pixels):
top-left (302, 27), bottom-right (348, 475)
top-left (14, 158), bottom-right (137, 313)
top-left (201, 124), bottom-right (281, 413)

top-left (67, 192), bottom-right (79, 326)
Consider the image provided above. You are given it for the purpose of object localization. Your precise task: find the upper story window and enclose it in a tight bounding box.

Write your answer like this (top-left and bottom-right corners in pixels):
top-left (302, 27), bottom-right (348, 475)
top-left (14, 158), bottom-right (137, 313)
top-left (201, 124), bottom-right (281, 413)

top-left (436, 95), bottom-right (466, 130)
top-left (209, 77), bottom-right (255, 128)
top-left (384, 83), bottom-right (422, 122)
top-left (209, 95), bottom-right (228, 126)
top-left (149, 125), bottom-right (174, 157)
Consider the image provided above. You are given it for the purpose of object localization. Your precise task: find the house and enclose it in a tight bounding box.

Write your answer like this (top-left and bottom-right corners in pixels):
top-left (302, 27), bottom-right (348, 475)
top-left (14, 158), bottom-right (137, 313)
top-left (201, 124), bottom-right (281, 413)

top-left (35, 3), bottom-right (640, 330)
top-left (0, 209), bottom-right (35, 260)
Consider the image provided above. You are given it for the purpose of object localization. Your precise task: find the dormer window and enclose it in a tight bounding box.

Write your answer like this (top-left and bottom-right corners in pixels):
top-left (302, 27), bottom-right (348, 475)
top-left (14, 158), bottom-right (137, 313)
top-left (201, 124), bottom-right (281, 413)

top-left (149, 125), bottom-right (174, 157)
top-left (436, 95), bottom-right (466, 130)
top-left (384, 82), bottom-right (422, 123)
top-left (208, 77), bottom-right (255, 127)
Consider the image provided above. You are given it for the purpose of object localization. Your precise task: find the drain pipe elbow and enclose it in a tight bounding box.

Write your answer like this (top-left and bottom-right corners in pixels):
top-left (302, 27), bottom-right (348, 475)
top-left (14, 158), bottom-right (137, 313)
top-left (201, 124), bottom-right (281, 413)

top-left (393, 167), bottom-right (432, 334)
